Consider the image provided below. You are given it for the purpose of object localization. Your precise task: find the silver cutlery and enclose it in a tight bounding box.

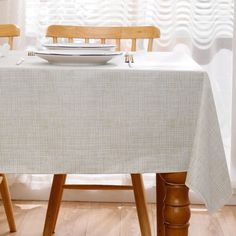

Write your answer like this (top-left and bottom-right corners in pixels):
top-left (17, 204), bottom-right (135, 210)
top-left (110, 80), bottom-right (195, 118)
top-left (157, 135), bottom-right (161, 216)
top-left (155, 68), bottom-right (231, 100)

top-left (27, 51), bottom-right (35, 56)
top-left (16, 57), bottom-right (25, 66)
top-left (125, 53), bottom-right (134, 68)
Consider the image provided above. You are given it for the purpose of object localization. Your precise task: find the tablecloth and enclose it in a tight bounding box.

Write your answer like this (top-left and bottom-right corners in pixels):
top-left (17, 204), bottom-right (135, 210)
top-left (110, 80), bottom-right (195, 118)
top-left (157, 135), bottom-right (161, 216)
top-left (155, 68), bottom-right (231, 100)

top-left (0, 51), bottom-right (232, 212)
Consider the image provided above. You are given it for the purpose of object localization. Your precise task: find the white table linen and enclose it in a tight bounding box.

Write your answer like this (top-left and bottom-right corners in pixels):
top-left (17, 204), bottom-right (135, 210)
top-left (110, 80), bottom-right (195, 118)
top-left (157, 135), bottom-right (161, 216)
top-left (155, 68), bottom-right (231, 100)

top-left (0, 51), bottom-right (232, 212)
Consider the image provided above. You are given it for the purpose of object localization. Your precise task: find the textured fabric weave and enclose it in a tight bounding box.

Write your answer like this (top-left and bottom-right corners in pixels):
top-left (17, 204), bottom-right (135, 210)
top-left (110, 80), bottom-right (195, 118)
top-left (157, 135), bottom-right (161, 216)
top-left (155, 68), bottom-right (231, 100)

top-left (0, 51), bottom-right (232, 212)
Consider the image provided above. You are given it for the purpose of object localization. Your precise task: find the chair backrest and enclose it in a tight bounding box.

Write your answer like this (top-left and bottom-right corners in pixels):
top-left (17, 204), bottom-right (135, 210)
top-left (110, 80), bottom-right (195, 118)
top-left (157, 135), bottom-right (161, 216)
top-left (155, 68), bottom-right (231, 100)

top-left (0, 24), bottom-right (20, 50)
top-left (46, 25), bottom-right (160, 51)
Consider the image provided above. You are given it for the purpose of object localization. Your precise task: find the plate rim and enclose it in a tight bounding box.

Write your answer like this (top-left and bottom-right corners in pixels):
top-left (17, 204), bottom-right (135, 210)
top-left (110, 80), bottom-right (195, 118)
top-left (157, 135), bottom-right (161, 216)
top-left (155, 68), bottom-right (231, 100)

top-left (34, 51), bottom-right (123, 57)
top-left (42, 43), bottom-right (117, 49)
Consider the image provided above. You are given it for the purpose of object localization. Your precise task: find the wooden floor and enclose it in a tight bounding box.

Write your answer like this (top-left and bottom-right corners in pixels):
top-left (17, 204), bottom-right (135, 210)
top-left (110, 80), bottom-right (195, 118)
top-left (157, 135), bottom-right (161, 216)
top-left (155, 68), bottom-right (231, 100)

top-left (0, 201), bottom-right (235, 236)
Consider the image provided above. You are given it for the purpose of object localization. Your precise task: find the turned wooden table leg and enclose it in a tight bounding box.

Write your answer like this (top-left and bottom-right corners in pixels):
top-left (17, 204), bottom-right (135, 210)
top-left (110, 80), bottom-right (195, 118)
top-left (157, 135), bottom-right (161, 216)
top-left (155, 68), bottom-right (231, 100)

top-left (160, 172), bottom-right (190, 236)
top-left (156, 174), bottom-right (165, 236)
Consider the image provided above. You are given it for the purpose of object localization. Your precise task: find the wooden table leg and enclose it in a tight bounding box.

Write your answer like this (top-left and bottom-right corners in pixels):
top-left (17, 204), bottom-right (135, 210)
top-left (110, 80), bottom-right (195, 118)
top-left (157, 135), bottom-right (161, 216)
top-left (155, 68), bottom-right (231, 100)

top-left (160, 172), bottom-right (190, 236)
top-left (156, 174), bottom-right (165, 236)
top-left (43, 174), bottom-right (66, 236)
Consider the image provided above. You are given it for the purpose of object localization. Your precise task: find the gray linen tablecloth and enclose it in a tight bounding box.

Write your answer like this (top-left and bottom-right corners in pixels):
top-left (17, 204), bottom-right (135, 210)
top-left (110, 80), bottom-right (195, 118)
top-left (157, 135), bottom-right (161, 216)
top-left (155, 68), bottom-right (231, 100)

top-left (0, 51), bottom-right (232, 212)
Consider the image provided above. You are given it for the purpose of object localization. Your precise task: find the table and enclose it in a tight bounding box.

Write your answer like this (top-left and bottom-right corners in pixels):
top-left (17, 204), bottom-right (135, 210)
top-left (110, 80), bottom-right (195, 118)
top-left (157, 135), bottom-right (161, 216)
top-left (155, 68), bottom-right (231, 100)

top-left (0, 51), bottom-right (232, 235)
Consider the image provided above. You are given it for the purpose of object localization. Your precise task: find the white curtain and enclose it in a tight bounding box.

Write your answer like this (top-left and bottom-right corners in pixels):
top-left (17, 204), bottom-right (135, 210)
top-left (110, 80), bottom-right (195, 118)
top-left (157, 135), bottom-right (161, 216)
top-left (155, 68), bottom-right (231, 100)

top-left (231, 0), bottom-right (236, 187)
top-left (0, 0), bottom-right (233, 203)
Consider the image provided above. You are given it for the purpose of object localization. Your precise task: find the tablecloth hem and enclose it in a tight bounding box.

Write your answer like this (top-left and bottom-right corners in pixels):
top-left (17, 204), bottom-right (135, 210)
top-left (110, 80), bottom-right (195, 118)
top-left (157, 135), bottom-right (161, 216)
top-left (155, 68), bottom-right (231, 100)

top-left (186, 181), bottom-right (233, 214)
top-left (0, 167), bottom-right (190, 175)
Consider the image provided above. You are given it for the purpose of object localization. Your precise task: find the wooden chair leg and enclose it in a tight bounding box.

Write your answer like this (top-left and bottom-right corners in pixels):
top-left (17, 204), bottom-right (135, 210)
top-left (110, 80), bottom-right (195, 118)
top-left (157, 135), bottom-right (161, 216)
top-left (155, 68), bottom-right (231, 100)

top-left (131, 174), bottom-right (152, 236)
top-left (0, 174), bottom-right (16, 232)
top-left (43, 174), bottom-right (66, 236)
top-left (51, 175), bottom-right (67, 234)
top-left (156, 173), bottom-right (165, 236)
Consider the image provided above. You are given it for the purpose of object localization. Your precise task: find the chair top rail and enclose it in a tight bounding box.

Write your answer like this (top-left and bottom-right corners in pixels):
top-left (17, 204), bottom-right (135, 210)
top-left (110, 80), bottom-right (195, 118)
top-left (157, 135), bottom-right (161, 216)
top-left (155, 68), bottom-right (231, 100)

top-left (0, 24), bottom-right (20, 37)
top-left (46, 25), bottom-right (160, 39)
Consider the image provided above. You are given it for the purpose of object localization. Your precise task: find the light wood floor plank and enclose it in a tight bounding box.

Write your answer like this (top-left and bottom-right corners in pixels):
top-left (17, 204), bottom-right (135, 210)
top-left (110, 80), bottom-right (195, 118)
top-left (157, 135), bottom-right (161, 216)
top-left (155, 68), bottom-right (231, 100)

top-left (120, 204), bottom-right (140, 236)
top-left (16, 203), bottom-right (45, 236)
top-left (0, 201), bottom-right (236, 236)
top-left (86, 202), bottom-right (121, 236)
top-left (151, 204), bottom-right (157, 235)
top-left (53, 202), bottom-right (91, 236)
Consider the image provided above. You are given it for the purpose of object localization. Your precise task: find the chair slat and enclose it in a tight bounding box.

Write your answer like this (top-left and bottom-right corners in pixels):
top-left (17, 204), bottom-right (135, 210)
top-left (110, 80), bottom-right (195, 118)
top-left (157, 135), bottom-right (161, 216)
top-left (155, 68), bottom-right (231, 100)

top-left (53, 37), bottom-right (58, 43)
top-left (68, 38), bottom-right (73, 43)
top-left (8, 37), bottom-right (13, 50)
top-left (131, 38), bottom-right (136, 51)
top-left (148, 38), bottom-right (153, 52)
top-left (63, 184), bottom-right (133, 190)
top-left (116, 38), bottom-right (121, 51)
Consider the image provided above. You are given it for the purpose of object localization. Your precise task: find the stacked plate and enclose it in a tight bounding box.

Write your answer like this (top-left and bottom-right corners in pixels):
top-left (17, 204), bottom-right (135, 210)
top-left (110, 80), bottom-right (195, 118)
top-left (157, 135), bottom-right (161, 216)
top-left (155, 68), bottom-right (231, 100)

top-left (34, 43), bottom-right (122, 64)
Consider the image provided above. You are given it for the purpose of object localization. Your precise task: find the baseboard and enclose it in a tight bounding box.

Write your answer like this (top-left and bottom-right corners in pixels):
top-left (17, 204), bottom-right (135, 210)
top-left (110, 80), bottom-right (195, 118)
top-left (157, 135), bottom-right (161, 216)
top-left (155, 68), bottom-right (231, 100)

top-left (7, 182), bottom-right (236, 206)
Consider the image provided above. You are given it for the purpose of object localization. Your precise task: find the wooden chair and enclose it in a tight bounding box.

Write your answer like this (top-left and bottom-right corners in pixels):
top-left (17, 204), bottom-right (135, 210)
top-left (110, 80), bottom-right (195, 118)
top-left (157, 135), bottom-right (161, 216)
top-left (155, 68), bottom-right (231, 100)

top-left (43, 25), bottom-right (160, 236)
top-left (0, 24), bottom-right (20, 50)
top-left (0, 24), bottom-right (18, 233)
top-left (46, 25), bottom-right (160, 51)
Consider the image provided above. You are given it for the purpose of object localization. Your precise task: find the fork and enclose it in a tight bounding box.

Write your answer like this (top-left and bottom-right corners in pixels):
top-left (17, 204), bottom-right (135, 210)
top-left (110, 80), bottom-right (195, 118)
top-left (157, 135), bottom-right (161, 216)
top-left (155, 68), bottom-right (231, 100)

top-left (125, 53), bottom-right (134, 68)
top-left (28, 51), bottom-right (35, 56)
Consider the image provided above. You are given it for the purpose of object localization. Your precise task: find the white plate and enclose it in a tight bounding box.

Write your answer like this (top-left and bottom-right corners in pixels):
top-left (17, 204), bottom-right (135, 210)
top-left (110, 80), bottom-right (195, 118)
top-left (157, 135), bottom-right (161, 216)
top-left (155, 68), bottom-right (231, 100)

top-left (34, 50), bottom-right (123, 64)
top-left (43, 43), bottom-right (116, 51)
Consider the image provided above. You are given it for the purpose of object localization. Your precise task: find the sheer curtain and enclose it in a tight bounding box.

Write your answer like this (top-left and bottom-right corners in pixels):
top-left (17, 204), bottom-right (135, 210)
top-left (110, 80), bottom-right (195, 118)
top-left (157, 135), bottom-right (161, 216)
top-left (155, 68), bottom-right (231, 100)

top-left (231, 0), bottom-right (236, 187)
top-left (0, 0), bottom-right (234, 203)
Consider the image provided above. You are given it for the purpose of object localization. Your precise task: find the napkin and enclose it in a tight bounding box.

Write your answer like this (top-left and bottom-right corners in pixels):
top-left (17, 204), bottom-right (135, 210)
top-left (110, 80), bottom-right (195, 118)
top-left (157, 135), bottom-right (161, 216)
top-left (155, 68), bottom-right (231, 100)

top-left (0, 43), bottom-right (10, 57)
